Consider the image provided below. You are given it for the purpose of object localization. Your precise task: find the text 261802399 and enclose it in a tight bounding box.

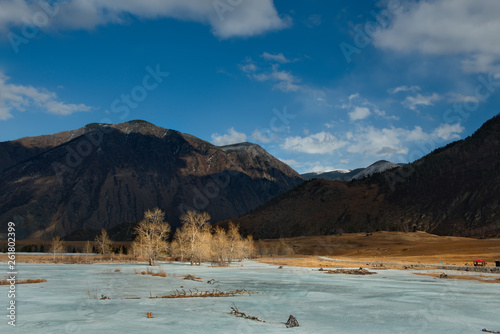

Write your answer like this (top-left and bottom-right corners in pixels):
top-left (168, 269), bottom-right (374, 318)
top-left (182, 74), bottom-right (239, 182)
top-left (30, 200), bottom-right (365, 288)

top-left (6, 221), bottom-right (16, 327)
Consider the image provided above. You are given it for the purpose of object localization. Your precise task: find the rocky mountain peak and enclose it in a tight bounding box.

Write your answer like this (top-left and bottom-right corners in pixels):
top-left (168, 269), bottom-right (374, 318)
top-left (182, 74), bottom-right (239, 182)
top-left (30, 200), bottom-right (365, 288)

top-left (0, 121), bottom-right (304, 240)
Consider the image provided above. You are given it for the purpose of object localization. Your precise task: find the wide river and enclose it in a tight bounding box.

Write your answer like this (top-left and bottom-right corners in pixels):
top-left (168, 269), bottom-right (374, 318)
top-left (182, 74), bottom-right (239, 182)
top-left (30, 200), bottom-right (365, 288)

top-left (0, 261), bottom-right (498, 333)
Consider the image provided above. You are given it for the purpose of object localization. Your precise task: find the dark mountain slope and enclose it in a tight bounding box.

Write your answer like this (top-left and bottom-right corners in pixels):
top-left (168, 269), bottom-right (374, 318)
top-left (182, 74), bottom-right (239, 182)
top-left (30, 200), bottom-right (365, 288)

top-left (381, 114), bottom-right (500, 236)
top-left (229, 179), bottom-right (403, 239)
top-left (229, 115), bottom-right (500, 238)
top-left (0, 120), bottom-right (304, 240)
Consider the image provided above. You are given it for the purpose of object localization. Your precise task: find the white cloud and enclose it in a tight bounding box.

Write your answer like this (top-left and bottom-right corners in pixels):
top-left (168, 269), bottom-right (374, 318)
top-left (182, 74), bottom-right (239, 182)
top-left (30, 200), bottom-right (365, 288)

top-left (432, 123), bottom-right (464, 141)
top-left (446, 92), bottom-right (479, 103)
top-left (348, 93), bottom-right (359, 101)
top-left (461, 54), bottom-right (500, 75)
top-left (340, 93), bottom-right (397, 121)
top-left (402, 93), bottom-right (440, 111)
top-left (211, 127), bottom-right (247, 146)
top-left (348, 106), bottom-right (371, 121)
top-left (374, 108), bottom-right (399, 120)
top-left (281, 131), bottom-right (346, 154)
top-left (388, 85), bottom-right (421, 94)
top-left (251, 128), bottom-right (271, 143)
top-left (0, 0), bottom-right (291, 39)
top-left (261, 52), bottom-right (290, 63)
top-left (305, 14), bottom-right (321, 28)
top-left (324, 121), bottom-right (336, 129)
top-left (278, 158), bottom-right (300, 167)
top-left (406, 126), bottom-right (429, 142)
top-left (240, 63), bottom-right (257, 73)
top-left (373, 0), bottom-right (500, 74)
top-left (279, 122), bottom-right (465, 170)
top-left (347, 123), bottom-right (464, 158)
top-left (240, 55), bottom-right (329, 101)
top-left (347, 126), bottom-right (410, 157)
top-left (251, 64), bottom-right (301, 92)
top-left (0, 72), bottom-right (91, 120)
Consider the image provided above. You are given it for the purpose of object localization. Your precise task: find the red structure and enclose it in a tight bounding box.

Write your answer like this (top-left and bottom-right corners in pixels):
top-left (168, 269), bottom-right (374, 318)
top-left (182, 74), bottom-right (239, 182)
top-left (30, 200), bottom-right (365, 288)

top-left (473, 259), bottom-right (486, 267)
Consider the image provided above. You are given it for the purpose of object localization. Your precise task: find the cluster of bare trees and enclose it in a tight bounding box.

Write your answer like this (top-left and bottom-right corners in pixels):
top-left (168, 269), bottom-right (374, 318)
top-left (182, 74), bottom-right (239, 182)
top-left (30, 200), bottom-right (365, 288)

top-left (255, 238), bottom-right (294, 257)
top-left (131, 208), bottom-right (255, 266)
top-left (94, 229), bottom-right (113, 255)
top-left (47, 208), bottom-right (254, 265)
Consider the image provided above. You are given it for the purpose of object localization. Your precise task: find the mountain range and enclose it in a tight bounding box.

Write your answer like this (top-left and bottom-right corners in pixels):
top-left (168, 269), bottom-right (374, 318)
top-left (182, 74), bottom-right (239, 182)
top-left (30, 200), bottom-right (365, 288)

top-left (301, 160), bottom-right (402, 181)
top-left (226, 114), bottom-right (500, 239)
top-left (0, 120), bottom-right (303, 240)
top-left (3, 115), bottom-right (500, 241)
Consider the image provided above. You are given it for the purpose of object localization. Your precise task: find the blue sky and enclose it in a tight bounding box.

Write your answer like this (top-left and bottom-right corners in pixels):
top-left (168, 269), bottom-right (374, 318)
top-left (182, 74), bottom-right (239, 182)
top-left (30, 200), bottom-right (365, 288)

top-left (1, 0), bottom-right (499, 173)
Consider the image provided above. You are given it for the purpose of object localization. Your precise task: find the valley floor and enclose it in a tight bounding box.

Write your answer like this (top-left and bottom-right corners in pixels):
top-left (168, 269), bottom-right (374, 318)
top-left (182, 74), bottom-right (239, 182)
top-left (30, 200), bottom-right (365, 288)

top-left (258, 231), bottom-right (500, 267)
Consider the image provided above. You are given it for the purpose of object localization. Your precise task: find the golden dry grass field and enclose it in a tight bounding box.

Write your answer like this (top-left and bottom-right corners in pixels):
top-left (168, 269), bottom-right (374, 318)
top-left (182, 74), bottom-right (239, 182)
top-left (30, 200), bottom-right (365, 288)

top-left (257, 231), bottom-right (500, 268)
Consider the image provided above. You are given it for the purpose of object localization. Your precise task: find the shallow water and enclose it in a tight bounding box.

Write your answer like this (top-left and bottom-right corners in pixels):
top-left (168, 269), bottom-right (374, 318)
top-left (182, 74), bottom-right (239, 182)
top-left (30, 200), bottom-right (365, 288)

top-left (0, 261), bottom-right (499, 333)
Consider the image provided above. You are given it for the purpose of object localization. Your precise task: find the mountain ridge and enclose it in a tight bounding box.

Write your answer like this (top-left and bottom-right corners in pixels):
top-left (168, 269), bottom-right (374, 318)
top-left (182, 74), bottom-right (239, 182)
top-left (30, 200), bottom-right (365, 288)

top-left (227, 114), bottom-right (500, 239)
top-left (301, 160), bottom-right (401, 181)
top-left (0, 120), bottom-right (304, 240)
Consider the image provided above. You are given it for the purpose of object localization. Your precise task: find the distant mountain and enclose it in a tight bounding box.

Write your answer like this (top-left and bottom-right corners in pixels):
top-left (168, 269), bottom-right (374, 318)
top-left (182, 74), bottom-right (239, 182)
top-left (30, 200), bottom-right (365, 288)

top-left (301, 160), bottom-right (400, 181)
top-left (227, 114), bottom-right (500, 239)
top-left (302, 169), bottom-right (360, 181)
top-left (351, 160), bottom-right (402, 180)
top-left (0, 120), bottom-right (304, 240)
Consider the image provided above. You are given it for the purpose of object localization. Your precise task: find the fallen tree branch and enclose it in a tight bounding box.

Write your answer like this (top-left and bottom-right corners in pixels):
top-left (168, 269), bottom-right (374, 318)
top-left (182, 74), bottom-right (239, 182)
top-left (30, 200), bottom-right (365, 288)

top-left (151, 289), bottom-right (257, 299)
top-left (325, 268), bottom-right (376, 275)
top-left (482, 329), bottom-right (500, 333)
top-left (230, 303), bottom-right (265, 322)
top-left (0, 279), bottom-right (47, 285)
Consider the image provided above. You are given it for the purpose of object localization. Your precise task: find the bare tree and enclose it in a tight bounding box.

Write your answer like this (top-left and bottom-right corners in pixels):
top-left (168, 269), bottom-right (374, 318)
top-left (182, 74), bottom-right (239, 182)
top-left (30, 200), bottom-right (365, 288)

top-left (84, 240), bottom-right (93, 255)
top-left (277, 238), bottom-right (294, 255)
top-left (133, 208), bottom-right (171, 266)
top-left (195, 229), bottom-right (212, 265)
top-left (227, 222), bottom-right (244, 261)
top-left (242, 235), bottom-right (256, 259)
top-left (170, 228), bottom-right (187, 262)
top-left (175, 210), bottom-right (211, 265)
top-left (50, 236), bottom-right (65, 262)
top-left (130, 241), bottom-right (141, 258)
top-left (211, 226), bottom-right (230, 265)
top-left (94, 229), bottom-right (112, 255)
